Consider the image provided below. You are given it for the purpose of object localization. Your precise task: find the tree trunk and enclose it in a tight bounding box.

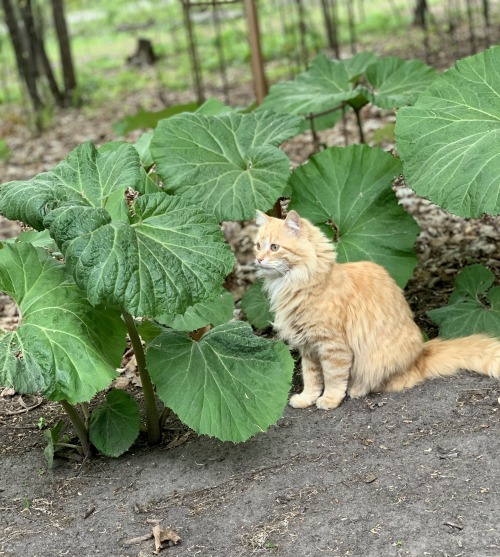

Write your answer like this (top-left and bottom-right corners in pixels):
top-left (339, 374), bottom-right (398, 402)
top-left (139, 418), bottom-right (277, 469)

top-left (31, 1), bottom-right (65, 106)
top-left (346, 0), bottom-right (357, 55)
top-left (413, 0), bottom-right (428, 27)
top-left (482, 0), bottom-right (490, 47)
top-left (1, 0), bottom-right (43, 119)
top-left (464, 0), bottom-right (477, 54)
top-left (19, 0), bottom-right (40, 79)
top-left (320, 0), bottom-right (339, 57)
top-left (51, 0), bottom-right (78, 104)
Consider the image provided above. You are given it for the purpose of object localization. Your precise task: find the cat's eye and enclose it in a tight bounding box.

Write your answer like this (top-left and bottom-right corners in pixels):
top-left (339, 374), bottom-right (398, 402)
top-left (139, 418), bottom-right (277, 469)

top-left (255, 242), bottom-right (261, 250)
top-left (270, 243), bottom-right (280, 252)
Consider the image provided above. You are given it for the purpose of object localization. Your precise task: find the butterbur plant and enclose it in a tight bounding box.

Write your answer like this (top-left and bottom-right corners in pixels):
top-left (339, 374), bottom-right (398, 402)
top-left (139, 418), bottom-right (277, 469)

top-left (259, 52), bottom-right (437, 142)
top-left (0, 126), bottom-right (296, 458)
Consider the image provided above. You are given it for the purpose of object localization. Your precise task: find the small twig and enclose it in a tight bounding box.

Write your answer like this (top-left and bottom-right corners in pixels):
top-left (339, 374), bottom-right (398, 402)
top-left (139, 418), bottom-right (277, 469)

top-left (444, 521), bottom-right (463, 530)
top-left (54, 442), bottom-right (83, 452)
top-left (0, 396), bottom-right (43, 416)
top-left (122, 533), bottom-right (153, 547)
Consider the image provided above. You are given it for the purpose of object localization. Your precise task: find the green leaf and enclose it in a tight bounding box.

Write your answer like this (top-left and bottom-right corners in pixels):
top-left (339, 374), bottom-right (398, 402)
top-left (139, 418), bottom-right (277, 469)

top-left (240, 281), bottom-right (273, 329)
top-left (195, 98), bottom-right (234, 115)
top-left (4, 229), bottom-right (57, 250)
top-left (136, 167), bottom-right (162, 194)
top-left (396, 46), bottom-right (500, 218)
top-left (288, 145), bottom-right (419, 287)
top-left (343, 52), bottom-right (378, 81)
top-left (156, 291), bottom-right (234, 331)
top-left (260, 54), bottom-right (358, 117)
top-left (113, 102), bottom-right (199, 135)
top-left (427, 265), bottom-right (500, 338)
top-left (44, 193), bottom-right (235, 317)
top-left (1, 143), bottom-right (233, 319)
top-left (0, 243), bottom-right (126, 403)
top-left (360, 56), bottom-right (437, 109)
top-left (134, 132), bottom-right (154, 168)
top-left (0, 141), bottom-right (141, 227)
top-left (146, 321), bottom-right (294, 442)
top-left (43, 419), bottom-right (64, 469)
top-left (137, 319), bottom-right (164, 344)
top-left (151, 111), bottom-right (301, 221)
top-left (89, 389), bottom-right (141, 457)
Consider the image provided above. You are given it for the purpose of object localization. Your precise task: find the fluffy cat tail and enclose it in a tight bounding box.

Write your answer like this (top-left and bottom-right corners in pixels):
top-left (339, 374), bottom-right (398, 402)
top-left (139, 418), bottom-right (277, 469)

top-left (383, 334), bottom-right (500, 392)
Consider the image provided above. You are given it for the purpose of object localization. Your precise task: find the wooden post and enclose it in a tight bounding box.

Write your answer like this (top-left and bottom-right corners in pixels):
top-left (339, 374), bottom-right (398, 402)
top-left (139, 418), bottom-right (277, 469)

top-left (243, 0), bottom-right (268, 105)
top-left (182, 0), bottom-right (205, 105)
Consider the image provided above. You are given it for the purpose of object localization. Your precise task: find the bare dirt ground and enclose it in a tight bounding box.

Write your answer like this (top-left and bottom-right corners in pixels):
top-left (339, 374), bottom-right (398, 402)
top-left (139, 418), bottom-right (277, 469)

top-left (1, 71), bottom-right (500, 556)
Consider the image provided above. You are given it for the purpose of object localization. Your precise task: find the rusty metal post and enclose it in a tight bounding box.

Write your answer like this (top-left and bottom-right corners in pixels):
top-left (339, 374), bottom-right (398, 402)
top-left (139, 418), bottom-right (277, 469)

top-left (243, 0), bottom-right (268, 105)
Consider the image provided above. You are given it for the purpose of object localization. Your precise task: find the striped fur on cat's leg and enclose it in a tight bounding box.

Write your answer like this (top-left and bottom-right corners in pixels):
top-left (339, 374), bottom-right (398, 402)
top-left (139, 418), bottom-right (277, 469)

top-left (316, 340), bottom-right (353, 410)
top-left (289, 345), bottom-right (323, 408)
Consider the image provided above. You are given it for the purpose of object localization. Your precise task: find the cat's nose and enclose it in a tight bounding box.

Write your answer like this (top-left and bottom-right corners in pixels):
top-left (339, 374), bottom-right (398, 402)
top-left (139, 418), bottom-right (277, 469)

top-left (257, 258), bottom-right (263, 264)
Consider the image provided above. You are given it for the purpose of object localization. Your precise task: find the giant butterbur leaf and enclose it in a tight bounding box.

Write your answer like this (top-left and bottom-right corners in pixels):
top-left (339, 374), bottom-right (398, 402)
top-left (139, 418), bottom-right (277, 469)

top-left (0, 141), bottom-right (141, 227)
top-left (0, 141), bottom-right (234, 318)
top-left (113, 103), bottom-right (199, 136)
top-left (146, 321), bottom-right (294, 442)
top-left (428, 265), bottom-right (500, 338)
top-left (343, 52), bottom-right (378, 81)
top-left (155, 291), bottom-right (234, 331)
top-left (360, 57), bottom-right (437, 109)
top-left (396, 46), bottom-right (500, 217)
top-left (288, 145), bottom-right (419, 287)
top-left (43, 193), bottom-right (235, 317)
top-left (260, 54), bottom-right (359, 116)
top-left (240, 280), bottom-right (273, 329)
top-left (151, 111), bottom-right (302, 221)
top-left (0, 243), bottom-right (126, 403)
top-left (89, 389), bottom-right (141, 457)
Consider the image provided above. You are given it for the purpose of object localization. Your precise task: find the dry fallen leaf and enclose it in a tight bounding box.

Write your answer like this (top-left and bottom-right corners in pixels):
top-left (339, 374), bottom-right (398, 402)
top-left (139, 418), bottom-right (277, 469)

top-left (152, 524), bottom-right (181, 554)
top-left (152, 524), bottom-right (162, 554)
top-left (113, 376), bottom-right (130, 390)
top-left (166, 432), bottom-right (191, 450)
top-left (0, 387), bottom-right (15, 397)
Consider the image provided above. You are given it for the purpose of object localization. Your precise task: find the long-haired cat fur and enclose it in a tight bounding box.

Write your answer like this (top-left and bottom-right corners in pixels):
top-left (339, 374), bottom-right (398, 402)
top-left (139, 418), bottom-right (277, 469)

top-left (255, 209), bottom-right (500, 410)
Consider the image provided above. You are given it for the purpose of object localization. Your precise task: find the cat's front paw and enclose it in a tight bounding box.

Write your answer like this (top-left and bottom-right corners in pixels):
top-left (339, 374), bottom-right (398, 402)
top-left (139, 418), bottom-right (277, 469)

top-left (316, 395), bottom-right (343, 410)
top-left (289, 393), bottom-right (318, 409)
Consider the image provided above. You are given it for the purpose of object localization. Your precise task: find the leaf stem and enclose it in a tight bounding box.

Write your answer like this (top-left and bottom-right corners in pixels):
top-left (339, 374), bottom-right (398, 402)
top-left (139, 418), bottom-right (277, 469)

top-left (309, 112), bottom-right (320, 154)
top-left (60, 400), bottom-right (91, 458)
top-left (122, 310), bottom-right (161, 445)
top-left (354, 108), bottom-right (365, 144)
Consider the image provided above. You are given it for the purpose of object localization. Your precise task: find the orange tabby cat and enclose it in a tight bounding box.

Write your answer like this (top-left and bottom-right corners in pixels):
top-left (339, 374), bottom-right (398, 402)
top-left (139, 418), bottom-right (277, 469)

top-left (255, 209), bottom-right (500, 410)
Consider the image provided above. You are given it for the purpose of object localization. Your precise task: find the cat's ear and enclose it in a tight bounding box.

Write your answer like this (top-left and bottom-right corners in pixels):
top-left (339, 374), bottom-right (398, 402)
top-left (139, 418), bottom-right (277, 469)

top-left (255, 210), bottom-right (269, 227)
top-left (284, 210), bottom-right (301, 234)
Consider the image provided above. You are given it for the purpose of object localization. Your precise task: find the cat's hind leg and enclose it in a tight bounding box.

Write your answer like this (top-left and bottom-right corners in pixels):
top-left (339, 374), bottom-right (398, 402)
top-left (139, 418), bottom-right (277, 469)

top-left (316, 341), bottom-right (353, 410)
top-left (289, 346), bottom-right (323, 408)
top-left (348, 382), bottom-right (370, 399)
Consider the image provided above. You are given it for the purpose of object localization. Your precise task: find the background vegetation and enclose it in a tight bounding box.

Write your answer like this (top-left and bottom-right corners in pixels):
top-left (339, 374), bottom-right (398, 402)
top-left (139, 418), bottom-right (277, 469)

top-left (0, 0), bottom-right (497, 121)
